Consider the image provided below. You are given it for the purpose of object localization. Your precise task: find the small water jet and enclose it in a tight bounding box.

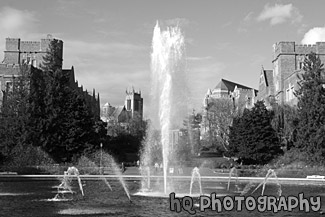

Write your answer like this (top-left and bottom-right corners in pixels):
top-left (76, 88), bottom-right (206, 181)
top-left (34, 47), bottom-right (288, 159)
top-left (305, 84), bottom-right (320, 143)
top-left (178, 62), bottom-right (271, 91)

top-left (53, 166), bottom-right (84, 200)
top-left (227, 167), bottom-right (239, 191)
top-left (109, 156), bottom-right (131, 201)
top-left (76, 155), bottom-right (113, 192)
top-left (189, 167), bottom-right (202, 196)
top-left (102, 178), bottom-right (113, 191)
top-left (241, 169), bottom-right (282, 198)
top-left (251, 169), bottom-right (282, 197)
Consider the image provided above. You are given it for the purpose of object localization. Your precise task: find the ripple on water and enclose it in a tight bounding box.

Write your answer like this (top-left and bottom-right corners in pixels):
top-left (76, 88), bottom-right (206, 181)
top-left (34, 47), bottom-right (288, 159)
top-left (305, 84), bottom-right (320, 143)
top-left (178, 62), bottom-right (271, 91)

top-left (0, 193), bottom-right (31, 196)
top-left (58, 208), bottom-right (121, 215)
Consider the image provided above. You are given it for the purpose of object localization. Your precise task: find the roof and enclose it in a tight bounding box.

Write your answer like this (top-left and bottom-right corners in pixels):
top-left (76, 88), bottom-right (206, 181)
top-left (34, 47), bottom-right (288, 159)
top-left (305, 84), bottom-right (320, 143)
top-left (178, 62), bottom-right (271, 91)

top-left (110, 106), bottom-right (125, 120)
top-left (214, 79), bottom-right (256, 92)
top-left (263, 70), bottom-right (273, 87)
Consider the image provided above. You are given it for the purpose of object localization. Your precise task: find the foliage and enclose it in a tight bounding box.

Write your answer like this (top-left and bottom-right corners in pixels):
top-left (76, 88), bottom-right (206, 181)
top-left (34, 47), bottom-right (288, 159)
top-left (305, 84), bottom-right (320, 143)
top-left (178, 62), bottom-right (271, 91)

top-left (294, 52), bottom-right (325, 162)
top-left (201, 98), bottom-right (235, 152)
top-left (40, 38), bottom-right (62, 73)
top-left (227, 101), bottom-right (283, 165)
top-left (24, 39), bottom-right (103, 163)
top-left (106, 114), bottom-right (147, 162)
top-left (180, 110), bottom-right (201, 154)
top-left (271, 104), bottom-right (298, 150)
top-left (0, 65), bottom-right (30, 163)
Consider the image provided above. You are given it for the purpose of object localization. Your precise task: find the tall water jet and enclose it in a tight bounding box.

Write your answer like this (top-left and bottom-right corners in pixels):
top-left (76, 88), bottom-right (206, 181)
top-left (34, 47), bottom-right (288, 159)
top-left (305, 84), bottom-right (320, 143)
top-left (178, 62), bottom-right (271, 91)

top-left (142, 20), bottom-right (188, 195)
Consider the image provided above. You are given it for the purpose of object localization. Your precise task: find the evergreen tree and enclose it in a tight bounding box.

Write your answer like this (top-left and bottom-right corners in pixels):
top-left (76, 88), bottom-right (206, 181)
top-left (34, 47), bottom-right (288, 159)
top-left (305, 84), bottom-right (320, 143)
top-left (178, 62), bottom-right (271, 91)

top-left (0, 65), bottom-right (30, 163)
top-left (295, 52), bottom-right (325, 162)
top-left (40, 39), bottom-right (62, 73)
top-left (227, 101), bottom-right (282, 165)
top-left (271, 104), bottom-right (298, 151)
top-left (27, 39), bottom-right (99, 162)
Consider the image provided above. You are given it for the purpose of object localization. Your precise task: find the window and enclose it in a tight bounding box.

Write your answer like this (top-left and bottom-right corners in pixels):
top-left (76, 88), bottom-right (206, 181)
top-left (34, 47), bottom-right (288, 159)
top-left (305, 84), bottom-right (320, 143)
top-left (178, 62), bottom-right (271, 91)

top-left (290, 85), bottom-right (294, 100)
top-left (275, 81), bottom-right (279, 91)
top-left (6, 81), bottom-right (13, 92)
top-left (32, 59), bottom-right (36, 67)
top-left (286, 84), bottom-right (295, 101)
top-left (260, 73), bottom-right (264, 85)
top-left (274, 61), bottom-right (279, 76)
top-left (27, 57), bottom-right (31, 65)
top-left (247, 97), bottom-right (251, 106)
top-left (127, 99), bottom-right (131, 110)
top-left (299, 62), bottom-right (303, 69)
top-left (134, 100), bottom-right (139, 111)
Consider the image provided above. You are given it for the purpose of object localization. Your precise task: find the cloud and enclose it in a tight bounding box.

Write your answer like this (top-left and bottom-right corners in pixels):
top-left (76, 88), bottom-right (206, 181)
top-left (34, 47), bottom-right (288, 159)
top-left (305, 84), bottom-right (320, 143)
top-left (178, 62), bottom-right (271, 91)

top-left (187, 56), bottom-right (212, 61)
top-left (0, 6), bottom-right (42, 60)
top-left (0, 6), bottom-right (38, 34)
top-left (187, 60), bottom-right (226, 109)
top-left (301, 27), bottom-right (325, 44)
top-left (237, 12), bottom-right (254, 33)
top-left (257, 3), bottom-right (302, 25)
top-left (244, 12), bottom-right (254, 22)
top-left (63, 39), bottom-right (149, 107)
top-left (164, 18), bottom-right (190, 27)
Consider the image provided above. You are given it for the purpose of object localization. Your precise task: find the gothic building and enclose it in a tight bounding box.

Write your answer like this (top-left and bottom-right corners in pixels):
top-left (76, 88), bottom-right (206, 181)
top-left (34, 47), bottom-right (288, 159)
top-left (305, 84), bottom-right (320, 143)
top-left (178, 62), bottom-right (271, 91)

top-left (124, 88), bottom-right (143, 120)
top-left (256, 41), bottom-right (325, 106)
top-left (203, 79), bottom-right (258, 110)
top-left (102, 88), bottom-right (143, 135)
top-left (201, 78), bottom-right (258, 140)
top-left (0, 35), bottom-right (100, 118)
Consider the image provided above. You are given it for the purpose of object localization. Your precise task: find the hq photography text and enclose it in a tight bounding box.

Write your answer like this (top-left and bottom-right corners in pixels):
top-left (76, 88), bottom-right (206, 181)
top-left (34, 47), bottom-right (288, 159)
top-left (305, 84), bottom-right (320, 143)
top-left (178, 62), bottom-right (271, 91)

top-left (169, 193), bottom-right (321, 214)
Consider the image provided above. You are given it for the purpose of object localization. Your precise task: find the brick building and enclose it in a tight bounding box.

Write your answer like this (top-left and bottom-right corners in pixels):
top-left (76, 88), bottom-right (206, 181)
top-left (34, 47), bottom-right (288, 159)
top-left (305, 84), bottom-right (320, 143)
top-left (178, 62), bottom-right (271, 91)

top-left (0, 36), bottom-right (100, 118)
top-left (256, 41), bottom-right (325, 106)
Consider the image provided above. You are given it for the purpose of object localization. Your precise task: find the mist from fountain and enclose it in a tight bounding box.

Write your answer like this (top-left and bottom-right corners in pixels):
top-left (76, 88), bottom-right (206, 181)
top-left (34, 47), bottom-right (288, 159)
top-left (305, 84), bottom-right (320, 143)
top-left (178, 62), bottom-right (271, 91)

top-left (140, 20), bottom-right (188, 196)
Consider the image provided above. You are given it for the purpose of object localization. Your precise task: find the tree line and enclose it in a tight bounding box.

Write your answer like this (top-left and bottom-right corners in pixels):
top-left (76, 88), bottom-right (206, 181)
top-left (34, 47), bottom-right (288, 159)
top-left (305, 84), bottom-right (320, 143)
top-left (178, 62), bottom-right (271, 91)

top-left (188, 52), bottom-right (325, 166)
top-left (0, 39), bottom-right (145, 167)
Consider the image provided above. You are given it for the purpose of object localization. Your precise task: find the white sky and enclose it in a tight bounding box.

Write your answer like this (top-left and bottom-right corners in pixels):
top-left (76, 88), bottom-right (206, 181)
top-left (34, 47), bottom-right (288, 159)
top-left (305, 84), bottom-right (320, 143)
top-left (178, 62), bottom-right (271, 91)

top-left (0, 0), bottom-right (325, 116)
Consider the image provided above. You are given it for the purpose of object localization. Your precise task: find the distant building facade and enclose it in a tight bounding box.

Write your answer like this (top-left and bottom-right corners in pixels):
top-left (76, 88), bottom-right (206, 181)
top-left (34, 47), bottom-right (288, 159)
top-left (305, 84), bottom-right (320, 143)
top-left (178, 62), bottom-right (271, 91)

top-left (0, 36), bottom-right (100, 118)
top-left (102, 88), bottom-right (143, 136)
top-left (201, 79), bottom-right (258, 142)
top-left (256, 41), bottom-right (325, 106)
top-left (203, 79), bottom-right (258, 110)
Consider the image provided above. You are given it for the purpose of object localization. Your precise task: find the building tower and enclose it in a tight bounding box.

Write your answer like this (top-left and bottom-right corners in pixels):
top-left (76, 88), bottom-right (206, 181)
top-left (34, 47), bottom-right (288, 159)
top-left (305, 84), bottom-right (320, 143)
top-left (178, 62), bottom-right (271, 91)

top-left (2, 34), bottom-right (63, 68)
top-left (272, 41), bottom-right (325, 104)
top-left (125, 87), bottom-right (143, 120)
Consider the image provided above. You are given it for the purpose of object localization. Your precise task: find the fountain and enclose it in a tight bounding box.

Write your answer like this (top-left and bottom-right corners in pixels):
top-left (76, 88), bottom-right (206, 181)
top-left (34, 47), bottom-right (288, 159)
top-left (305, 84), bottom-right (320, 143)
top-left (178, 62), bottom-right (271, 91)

top-left (227, 167), bottom-right (239, 191)
top-left (108, 155), bottom-right (131, 201)
top-left (189, 167), bottom-right (202, 196)
top-left (241, 169), bottom-right (282, 198)
top-left (251, 169), bottom-right (282, 197)
top-left (139, 20), bottom-right (188, 196)
top-left (52, 166), bottom-right (84, 200)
